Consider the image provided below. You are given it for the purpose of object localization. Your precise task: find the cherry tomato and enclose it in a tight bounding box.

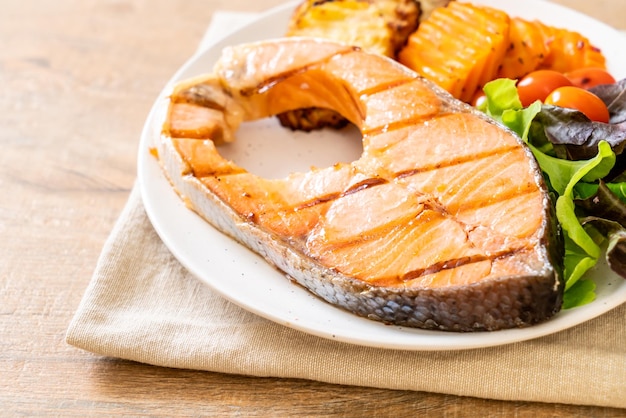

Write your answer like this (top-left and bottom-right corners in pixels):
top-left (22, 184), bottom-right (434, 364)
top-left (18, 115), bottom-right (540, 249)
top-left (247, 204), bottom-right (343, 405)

top-left (516, 70), bottom-right (573, 107)
top-left (471, 90), bottom-right (487, 108)
top-left (565, 67), bottom-right (616, 89)
top-left (544, 86), bottom-right (610, 123)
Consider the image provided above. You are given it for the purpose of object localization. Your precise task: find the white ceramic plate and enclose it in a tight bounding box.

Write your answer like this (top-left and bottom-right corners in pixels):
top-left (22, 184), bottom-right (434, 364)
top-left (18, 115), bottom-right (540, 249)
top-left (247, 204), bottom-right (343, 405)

top-left (138, 0), bottom-right (626, 350)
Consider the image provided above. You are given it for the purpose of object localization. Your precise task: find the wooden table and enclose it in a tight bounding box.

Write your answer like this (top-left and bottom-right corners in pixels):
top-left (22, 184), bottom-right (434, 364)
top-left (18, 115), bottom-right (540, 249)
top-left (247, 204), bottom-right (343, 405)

top-left (2, 0), bottom-right (625, 415)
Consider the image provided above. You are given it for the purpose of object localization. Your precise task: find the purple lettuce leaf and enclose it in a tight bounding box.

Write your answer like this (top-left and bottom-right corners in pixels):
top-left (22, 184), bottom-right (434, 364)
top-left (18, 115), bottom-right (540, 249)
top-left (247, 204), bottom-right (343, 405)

top-left (575, 181), bottom-right (626, 227)
top-left (576, 181), bottom-right (626, 279)
top-left (580, 216), bottom-right (626, 279)
top-left (590, 78), bottom-right (626, 124)
top-left (532, 107), bottom-right (626, 160)
top-left (528, 78), bottom-right (626, 161)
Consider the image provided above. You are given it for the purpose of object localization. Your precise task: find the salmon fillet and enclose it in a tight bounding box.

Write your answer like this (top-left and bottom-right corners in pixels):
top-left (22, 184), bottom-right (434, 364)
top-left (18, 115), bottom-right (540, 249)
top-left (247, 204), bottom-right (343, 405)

top-left (158, 38), bottom-right (562, 331)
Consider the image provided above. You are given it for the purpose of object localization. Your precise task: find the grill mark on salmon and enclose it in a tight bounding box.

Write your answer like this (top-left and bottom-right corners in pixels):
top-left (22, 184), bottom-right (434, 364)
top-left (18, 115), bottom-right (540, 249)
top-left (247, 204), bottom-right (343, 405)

top-left (171, 85), bottom-right (227, 111)
top-left (371, 246), bottom-right (538, 288)
top-left (293, 191), bottom-right (342, 211)
top-left (157, 38), bottom-right (563, 332)
top-left (303, 189), bottom-right (537, 280)
top-left (239, 45), bottom-right (360, 97)
top-left (393, 145), bottom-right (520, 178)
top-left (287, 169), bottom-right (536, 218)
top-left (295, 177), bottom-right (388, 211)
top-left (397, 248), bottom-right (526, 283)
top-left (453, 183), bottom-right (538, 213)
top-left (362, 115), bottom-right (442, 136)
top-left (358, 77), bottom-right (418, 97)
top-left (342, 176), bottom-right (388, 196)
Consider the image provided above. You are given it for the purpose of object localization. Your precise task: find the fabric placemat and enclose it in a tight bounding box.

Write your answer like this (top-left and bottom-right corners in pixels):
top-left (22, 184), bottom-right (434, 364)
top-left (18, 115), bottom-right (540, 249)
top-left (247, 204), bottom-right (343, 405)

top-left (66, 11), bottom-right (626, 409)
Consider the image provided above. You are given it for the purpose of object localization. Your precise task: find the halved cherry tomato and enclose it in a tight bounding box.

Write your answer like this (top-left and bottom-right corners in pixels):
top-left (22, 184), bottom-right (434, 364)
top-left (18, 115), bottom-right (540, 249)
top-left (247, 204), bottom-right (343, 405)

top-left (516, 70), bottom-right (573, 107)
top-left (565, 67), bottom-right (616, 89)
top-left (544, 86), bottom-right (610, 123)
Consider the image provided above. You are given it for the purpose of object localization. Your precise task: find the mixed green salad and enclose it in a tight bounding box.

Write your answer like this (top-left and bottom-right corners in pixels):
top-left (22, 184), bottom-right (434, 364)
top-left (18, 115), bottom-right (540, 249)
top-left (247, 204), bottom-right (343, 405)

top-left (477, 77), bottom-right (626, 309)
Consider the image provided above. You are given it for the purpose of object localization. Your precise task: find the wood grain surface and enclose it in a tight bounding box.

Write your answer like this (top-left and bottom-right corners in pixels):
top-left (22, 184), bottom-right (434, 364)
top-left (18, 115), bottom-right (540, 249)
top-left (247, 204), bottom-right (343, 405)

top-left (2, 0), bottom-right (625, 416)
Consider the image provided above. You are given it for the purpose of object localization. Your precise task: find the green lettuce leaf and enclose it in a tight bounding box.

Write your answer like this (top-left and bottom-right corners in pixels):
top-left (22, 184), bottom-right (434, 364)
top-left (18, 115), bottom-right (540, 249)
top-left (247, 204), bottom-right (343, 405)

top-left (480, 78), bottom-right (522, 115)
top-left (530, 142), bottom-right (616, 297)
top-left (480, 78), bottom-right (542, 141)
top-left (562, 279), bottom-right (596, 309)
top-left (480, 79), bottom-right (622, 308)
top-left (529, 141), bottom-right (615, 197)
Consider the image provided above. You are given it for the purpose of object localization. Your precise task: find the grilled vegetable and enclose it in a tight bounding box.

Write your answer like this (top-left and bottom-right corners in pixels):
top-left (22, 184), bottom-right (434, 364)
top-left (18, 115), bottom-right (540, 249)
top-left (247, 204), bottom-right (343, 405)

top-left (497, 18), bottom-right (551, 80)
top-left (398, 2), bottom-right (511, 103)
top-left (398, 2), bottom-right (607, 103)
top-left (498, 19), bottom-right (606, 80)
top-left (286, 0), bottom-right (420, 57)
top-left (538, 25), bottom-right (606, 73)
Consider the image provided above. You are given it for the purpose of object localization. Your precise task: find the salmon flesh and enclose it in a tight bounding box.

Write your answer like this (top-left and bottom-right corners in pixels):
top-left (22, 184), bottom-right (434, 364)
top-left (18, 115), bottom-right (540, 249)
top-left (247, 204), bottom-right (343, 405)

top-left (158, 38), bottom-right (563, 332)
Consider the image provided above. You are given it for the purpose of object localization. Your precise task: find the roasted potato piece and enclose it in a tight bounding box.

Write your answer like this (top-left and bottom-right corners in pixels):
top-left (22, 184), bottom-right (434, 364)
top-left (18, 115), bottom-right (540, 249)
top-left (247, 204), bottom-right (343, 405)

top-left (286, 0), bottom-right (420, 56)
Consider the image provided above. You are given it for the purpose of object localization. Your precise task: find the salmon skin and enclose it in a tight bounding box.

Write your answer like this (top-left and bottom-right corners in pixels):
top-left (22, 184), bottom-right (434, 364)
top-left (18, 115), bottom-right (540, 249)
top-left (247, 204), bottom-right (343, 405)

top-left (158, 37), bottom-right (563, 332)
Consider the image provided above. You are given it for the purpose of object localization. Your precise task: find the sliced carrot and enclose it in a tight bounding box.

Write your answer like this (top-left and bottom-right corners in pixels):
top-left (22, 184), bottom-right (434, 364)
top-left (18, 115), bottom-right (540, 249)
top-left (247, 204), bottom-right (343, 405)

top-left (497, 18), bottom-right (550, 80)
top-left (500, 19), bottom-right (605, 79)
top-left (538, 26), bottom-right (606, 72)
top-left (398, 3), bottom-right (607, 102)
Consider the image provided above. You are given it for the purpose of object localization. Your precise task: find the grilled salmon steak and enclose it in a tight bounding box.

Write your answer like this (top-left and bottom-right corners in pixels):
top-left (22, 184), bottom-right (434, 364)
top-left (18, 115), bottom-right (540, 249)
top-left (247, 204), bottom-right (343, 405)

top-left (158, 38), bottom-right (563, 331)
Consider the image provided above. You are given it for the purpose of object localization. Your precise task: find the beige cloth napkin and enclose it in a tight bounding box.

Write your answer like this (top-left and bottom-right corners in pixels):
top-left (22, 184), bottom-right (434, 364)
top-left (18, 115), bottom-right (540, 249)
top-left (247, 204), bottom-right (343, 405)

top-left (67, 12), bottom-right (626, 409)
